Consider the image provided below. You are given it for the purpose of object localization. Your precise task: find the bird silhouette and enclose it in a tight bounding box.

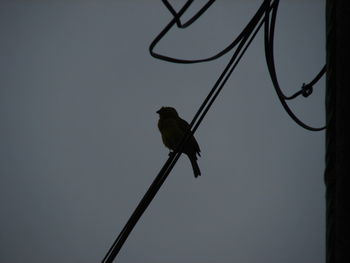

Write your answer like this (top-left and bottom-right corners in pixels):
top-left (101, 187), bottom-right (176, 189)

top-left (157, 107), bottom-right (201, 177)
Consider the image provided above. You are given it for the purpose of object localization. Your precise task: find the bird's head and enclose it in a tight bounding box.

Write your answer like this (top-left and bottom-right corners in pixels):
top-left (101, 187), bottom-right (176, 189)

top-left (156, 106), bottom-right (179, 119)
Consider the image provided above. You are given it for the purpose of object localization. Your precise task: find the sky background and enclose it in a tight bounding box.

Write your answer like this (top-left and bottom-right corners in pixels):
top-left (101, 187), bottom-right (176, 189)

top-left (0, 0), bottom-right (326, 262)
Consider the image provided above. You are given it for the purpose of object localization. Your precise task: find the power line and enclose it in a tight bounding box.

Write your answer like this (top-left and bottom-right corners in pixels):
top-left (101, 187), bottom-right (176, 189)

top-left (263, 0), bottom-right (326, 131)
top-left (101, 0), bottom-right (325, 262)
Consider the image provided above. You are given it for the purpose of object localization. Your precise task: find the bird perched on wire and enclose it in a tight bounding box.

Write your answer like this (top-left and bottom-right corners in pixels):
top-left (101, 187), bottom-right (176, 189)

top-left (156, 106), bottom-right (201, 178)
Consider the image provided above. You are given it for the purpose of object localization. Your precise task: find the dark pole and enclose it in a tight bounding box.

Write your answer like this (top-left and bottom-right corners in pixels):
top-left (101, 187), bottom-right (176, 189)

top-left (325, 1), bottom-right (350, 262)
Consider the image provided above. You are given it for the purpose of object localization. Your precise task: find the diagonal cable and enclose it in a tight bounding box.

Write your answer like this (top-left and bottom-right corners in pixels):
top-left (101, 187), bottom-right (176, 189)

top-left (101, 1), bottom-right (271, 262)
top-left (101, 0), bottom-right (326, 261)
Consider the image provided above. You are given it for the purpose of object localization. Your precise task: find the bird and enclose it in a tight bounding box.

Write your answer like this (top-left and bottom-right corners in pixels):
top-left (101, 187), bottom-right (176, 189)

top-left (156, 106), bottom-right (201, 178)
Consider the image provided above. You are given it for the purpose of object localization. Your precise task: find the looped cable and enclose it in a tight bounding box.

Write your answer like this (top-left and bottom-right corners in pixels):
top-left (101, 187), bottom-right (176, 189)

top-left (263, 0), bottom-right (326, 131)
top-left (149, 0), bottom-right (270, 63)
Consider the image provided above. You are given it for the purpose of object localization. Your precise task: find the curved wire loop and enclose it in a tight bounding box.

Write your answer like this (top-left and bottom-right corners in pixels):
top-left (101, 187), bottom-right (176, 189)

top-left (264, 0), bottom-right (326, 131)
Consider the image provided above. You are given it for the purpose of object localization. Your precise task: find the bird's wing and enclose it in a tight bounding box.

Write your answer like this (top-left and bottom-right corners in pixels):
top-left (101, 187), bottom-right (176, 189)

top-left (177, 117), bottom-right (191, 131)
top-left (178, 117), bottom-right (201, 155)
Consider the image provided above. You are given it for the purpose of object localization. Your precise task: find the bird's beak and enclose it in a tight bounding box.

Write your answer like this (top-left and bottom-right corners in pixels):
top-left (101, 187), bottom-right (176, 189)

top-left (156, 109), bottom-right (160, 114)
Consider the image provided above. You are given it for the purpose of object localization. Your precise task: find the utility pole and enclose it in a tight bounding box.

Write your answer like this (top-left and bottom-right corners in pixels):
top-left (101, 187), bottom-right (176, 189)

top-left (325, 1), bottom-right (350, 262)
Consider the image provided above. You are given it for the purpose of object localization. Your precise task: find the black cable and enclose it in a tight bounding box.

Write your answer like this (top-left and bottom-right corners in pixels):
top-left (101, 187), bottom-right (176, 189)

top-left (308, 64), bottom-right (327, 87)
top-left (264, 0), bottom-right (326, 131)
top-left (101, 153), bottom-right (180, 263)
top-left (149, 0), bottom-right (270, 63)
top-left (101, 0), bottom-right (326, 261)
top-left (193, 13), bottom-right (268, 136)
top-left (285, 65), bottom-right (327, 100)
top-left (101, 1), bottom-right (271, 262)
top-left (162, 0), bottom-right (216, 28)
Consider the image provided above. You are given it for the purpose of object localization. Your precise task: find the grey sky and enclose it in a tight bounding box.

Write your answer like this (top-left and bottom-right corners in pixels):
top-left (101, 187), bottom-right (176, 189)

top-left (0, 1), bottom-right (325, 262)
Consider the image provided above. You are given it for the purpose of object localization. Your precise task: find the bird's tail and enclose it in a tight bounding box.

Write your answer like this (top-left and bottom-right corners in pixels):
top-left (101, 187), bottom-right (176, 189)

top-left (189, 155), bottom-right (201, 178)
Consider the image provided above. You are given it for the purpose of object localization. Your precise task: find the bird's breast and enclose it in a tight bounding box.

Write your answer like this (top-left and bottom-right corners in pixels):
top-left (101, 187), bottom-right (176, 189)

top-left (158, 118), bottom-right (183, 150)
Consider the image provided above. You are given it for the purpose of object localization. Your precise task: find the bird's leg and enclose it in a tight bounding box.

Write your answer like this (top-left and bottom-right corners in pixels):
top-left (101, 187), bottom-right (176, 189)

top-left (168, 151), bottom-right (175, 157)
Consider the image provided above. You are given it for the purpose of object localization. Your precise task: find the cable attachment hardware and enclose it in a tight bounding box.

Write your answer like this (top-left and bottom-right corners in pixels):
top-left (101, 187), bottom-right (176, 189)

top-left (301, 83), bottom-right (313, 97)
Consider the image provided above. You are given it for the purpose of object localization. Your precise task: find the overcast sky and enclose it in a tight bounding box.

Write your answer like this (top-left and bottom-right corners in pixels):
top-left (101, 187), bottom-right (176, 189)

top-left (0, 1), bottom-right (326, 262)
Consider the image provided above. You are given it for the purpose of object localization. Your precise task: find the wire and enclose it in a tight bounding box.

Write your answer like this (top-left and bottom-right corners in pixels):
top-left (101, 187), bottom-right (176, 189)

top-left (162, 0), bottom-right (216, 28)
top-left (101, 0), bottom-right (326, 262)
top-left (264, 0), bottom-right (326, 131)
top-left (284, 65), bottom-right (326, 100)
top-left (149, 0), bottom-right (270, 63)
